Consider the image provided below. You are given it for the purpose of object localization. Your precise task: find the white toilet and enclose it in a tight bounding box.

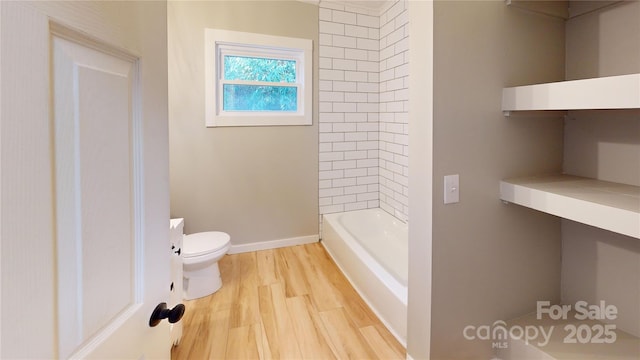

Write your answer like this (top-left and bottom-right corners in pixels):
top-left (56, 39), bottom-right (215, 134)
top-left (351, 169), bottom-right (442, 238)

top-left (182, 231), bottom-right (231, 300)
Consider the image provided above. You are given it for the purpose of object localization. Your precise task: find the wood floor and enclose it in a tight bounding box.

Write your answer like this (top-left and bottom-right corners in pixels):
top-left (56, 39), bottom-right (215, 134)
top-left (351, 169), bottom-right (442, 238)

top-left (172, 242), bottom-right (405, 359)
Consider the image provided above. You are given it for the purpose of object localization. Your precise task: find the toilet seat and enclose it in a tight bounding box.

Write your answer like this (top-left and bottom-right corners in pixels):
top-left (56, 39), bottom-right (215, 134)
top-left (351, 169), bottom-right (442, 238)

top-left (183, 231), bottom-right (230, 258)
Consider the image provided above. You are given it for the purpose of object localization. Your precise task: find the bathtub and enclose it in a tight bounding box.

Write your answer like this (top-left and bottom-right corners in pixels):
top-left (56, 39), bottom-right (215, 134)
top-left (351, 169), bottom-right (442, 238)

top-left (322, 208), bottom-right (408, 345)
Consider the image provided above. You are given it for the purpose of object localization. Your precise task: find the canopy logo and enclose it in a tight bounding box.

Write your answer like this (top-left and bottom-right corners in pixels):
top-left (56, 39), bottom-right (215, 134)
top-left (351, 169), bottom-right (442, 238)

top-left (463, 301), bottom-right (618, 349)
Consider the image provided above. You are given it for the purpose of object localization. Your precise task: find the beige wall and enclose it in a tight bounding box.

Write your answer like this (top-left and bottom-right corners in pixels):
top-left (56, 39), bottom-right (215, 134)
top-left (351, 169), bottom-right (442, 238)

top-left (430, 2), bottom-right (565, 357)
top-left (168, 1), bottom-right (319, 244)
top-left (562, 0), bottom-right (640, 338)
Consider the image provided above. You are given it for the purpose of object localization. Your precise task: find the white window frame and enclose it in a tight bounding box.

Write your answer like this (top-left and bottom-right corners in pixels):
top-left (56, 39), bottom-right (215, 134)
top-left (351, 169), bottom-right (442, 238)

top-left (205, 28), bottom-right (313, 127)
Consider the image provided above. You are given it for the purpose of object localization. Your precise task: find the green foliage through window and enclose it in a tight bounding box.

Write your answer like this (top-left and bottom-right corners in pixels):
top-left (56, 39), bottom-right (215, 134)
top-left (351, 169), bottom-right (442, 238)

top-left (222, 55), bottom-right (298, 112)
top-left (223, 84), bottom-right (297, 111)
top-left (224, 56), bottom-right (296, 83)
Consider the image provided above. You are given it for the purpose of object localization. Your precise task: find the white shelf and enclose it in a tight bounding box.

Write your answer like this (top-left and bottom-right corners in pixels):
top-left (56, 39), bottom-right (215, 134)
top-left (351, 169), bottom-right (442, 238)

top-left (502, 73), bottom-right (640, 112)
top-left (497, 311), bottom-right (640, 360)
top-left (500, 175), bottom-right (640, 239)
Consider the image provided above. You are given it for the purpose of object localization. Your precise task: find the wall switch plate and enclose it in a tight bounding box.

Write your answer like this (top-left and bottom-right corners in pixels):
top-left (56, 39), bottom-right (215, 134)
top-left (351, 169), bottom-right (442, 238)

top-left (444, 174), bottom-right (459, 204)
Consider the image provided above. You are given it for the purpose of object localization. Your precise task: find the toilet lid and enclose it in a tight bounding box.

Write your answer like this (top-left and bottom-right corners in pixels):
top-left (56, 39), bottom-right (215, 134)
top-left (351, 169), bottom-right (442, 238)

top-left (183, 231), bottom-right (230, 257)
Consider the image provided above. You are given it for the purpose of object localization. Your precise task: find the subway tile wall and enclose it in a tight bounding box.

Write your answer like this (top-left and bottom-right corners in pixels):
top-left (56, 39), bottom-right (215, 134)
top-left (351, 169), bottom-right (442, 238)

top-left (319, 0), bottom-right (409, 222)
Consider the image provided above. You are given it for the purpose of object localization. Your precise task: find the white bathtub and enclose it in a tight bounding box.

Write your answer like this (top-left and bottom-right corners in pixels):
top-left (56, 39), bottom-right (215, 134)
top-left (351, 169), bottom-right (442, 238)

top-left (322, 208), bottom-right (408, 345)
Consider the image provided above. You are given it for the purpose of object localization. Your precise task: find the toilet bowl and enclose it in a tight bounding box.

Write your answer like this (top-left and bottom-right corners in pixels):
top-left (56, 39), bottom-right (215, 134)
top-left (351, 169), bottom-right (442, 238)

top-left (182, 231), bottom-right (231, 300)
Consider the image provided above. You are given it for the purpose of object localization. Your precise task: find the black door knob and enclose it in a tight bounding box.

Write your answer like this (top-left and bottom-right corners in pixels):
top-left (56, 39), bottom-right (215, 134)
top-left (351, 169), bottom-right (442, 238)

top-left (149, 302), bottom-right (185, 327)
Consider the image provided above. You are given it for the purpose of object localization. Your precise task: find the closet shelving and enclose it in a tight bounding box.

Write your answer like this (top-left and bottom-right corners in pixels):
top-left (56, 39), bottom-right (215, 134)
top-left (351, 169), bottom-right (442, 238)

top-left (500, 73), bottom-right (640, 240)
top-left (498, 73), bottom-right (640, 359)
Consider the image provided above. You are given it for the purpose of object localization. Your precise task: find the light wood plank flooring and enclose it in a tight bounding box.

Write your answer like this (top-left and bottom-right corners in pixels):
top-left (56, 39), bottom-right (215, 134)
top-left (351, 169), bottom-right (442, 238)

top-left (172, 242), bottom-right (405, 359)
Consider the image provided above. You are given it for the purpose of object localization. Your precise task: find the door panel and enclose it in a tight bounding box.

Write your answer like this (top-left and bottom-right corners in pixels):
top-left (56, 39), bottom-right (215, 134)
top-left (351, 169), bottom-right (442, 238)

top-left (52, 33), bottom-right (141, 358)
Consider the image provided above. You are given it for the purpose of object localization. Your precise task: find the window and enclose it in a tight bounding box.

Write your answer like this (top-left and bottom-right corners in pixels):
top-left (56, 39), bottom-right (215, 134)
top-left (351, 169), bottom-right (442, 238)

top-left (205, 29), bottom-right (313, 127)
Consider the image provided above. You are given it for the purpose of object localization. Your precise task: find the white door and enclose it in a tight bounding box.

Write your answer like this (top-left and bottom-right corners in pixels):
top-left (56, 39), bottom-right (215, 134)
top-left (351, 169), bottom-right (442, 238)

top-left (0, 1), bottom-right (171, 358)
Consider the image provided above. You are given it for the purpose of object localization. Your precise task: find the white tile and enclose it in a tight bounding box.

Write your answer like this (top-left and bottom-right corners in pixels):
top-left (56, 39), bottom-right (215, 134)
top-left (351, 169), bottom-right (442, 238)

top-left (380, 21), bottom-right (394, 38)
top-left (345, 112), bottom-right (368, 122)
top-left (395, 63), bottom-right (409, 77)
top-left (320, 69), bottom-right (345, 81)
top-left (357, 122), bottom-right (378, 132)
top-left (345, 92), bottom-right (368, 103)
top-left (333, 177), bottom-right (357, 187)
top-left (319, 169), bottom-right (344, 180)
top-left (319, 80), bottom-right (333, 91)
top-left (367, 50), bottom-right (380, 62)
top-left (345, 24), bottom-right (368, 38)
top-left (319, 179), bottom-right (333, 189)
top-left (344, 48), bottom-right (368, 60)
top-left (319, 91), bottom-right (344, 102)
top-left (357, 82), bottom-right (378, 93)
top-left (319, 151), bottom-right (344, 161)
top-left (344, 185), bottom-right (368, 195)
top-left (319, 45), bottom-right (345, 59)
top-left (333, 160), bottom-right (357, 170)
top-left (345, 168), bottom-right (367, 178)
top-left (368, 28), bottom-right (380, 40)
top-left (386, 101), bottom-right (404, 112)
top-left (319, 161), bottom-right (333, 171)
top-left (332, 102), bottom-right (357, 112)
top-left (319, 57), bottom-right (333, 69)
top-left (319, 132), bottom-right (344, 143)
top-left (320, 21), bottom-right (345, 35)
top-left (387, 26), bottom-right (405, 47)
top-left (344, 150), bottom-right (368, 160)
top-left (333, 194), bottom-right (357, 205)
top-left (345, 202), bottom-right (368, 211)
top-left (357, 158), bottom-right (378, 168)
top-left (344, 71), bottom-right (368, 82)
top-left (345, 132), bottom-right (367, 141)
top-left (319, 123), bottom-right (333, 133)
top-left (333, 122), bottom-right (357, 132)
top-left (357, 140), bottom-right (378, 150)
top-left (357, 13), bottom-right (379, 27)
top-left (319, 102), bottom-right (333, 112)
top-left (329, 82), bottom-right (354, 93)
top-left (357, 60), bottom-right (378, 72)
top-left (319, 197), bottom-right (333, 206)
top-left (319, 8), bottom-right (332, 21)
top-left (333, 35), bottom-right (357, 48)
top-left (356, 38), bottom-right (379, 51)
top-left (333, 58), bottom-right (357, 71)
top-left (380, 89), bottom-right (394, 102)
top-left (320, 204), bottom-right (344, 214)
top-left (332, 10), bottom-right (357, 24)
top-left (368, 93), bottom-right (379, 103)
top-left (368, 72), bottom-right (379, 83)
top-left (319, 33), bottom-right (333, 46)
top-left (385, 1), bottom-right (405, 21)
top-left (319, 142), bottom-right (332, 152)
top-left (357, 192), bottom-right (378, 202)
top-left (395, 36), bottom-right (409, 53)
top-left (387, 52), bottom-right (405, 68)
top-left (380, 45), bottom-right (395, 61)
top-left (395, 88), bottom-right (409, 101)
top-left (357, 176), bottom-right (378, 185)
top-left (319, 112), bottom-right (344, 122)
top-left (333, 141), bottom-right (357, 151)
top-left (357, 103), bottom-right (379, 112)
top-left (385, 77), bottom-right (404, 91)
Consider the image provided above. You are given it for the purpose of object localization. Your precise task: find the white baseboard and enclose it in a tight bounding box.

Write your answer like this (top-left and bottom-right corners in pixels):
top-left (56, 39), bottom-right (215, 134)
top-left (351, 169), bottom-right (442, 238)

top-left (228, 234), bottom-right (319, 254)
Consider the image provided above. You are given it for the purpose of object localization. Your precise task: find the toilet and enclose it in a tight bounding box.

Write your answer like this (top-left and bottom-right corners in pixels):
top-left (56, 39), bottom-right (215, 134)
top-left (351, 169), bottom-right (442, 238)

top-left (182, 231), bottom-right (231, 300)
